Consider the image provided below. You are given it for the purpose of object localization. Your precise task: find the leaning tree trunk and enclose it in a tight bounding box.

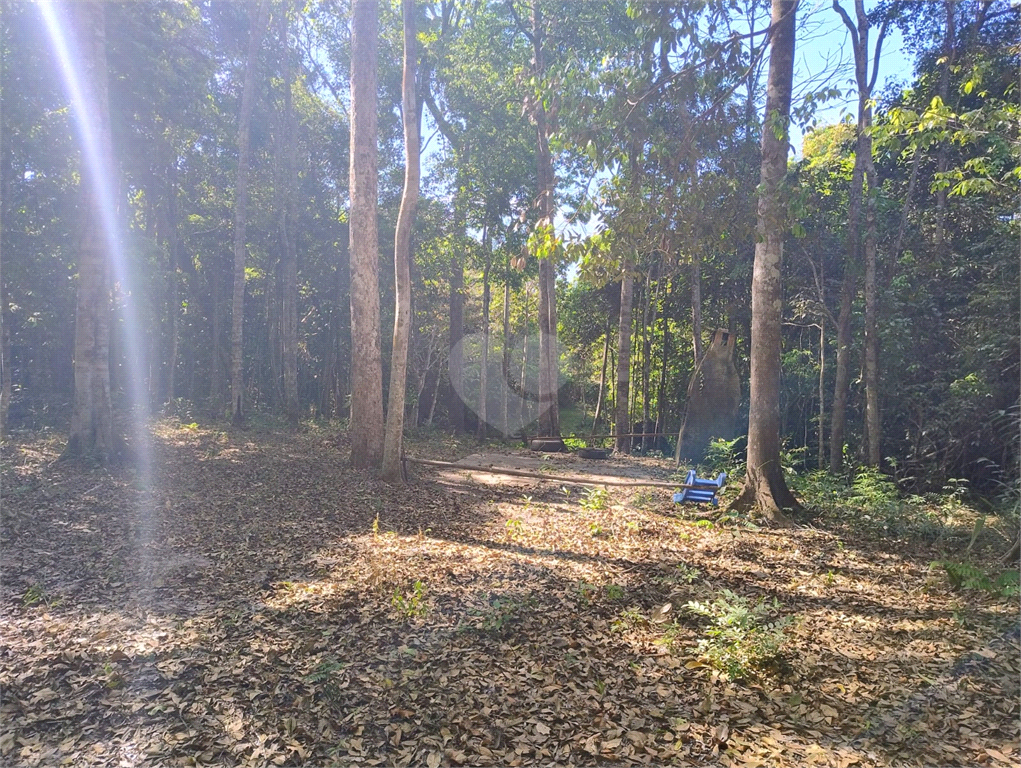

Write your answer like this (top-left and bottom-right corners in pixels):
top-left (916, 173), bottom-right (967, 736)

top-left (381, 0), bottom-right (420, 482)
top-left (61, 1), bottom-right (117, 463)
top-left (349, 0), bottom-right (385, 468)
top-left (229, 0), bottom-right (269, 423)
top-left (728, 0), bottom-right (801, 523)
top-left (615, 255), bottom-right (634, 454)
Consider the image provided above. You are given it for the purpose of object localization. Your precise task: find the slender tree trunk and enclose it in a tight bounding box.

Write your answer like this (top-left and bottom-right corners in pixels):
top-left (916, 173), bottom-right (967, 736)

top-left (1, 139), bottom-right (13, 435)
top-left (833, 0), bottom-right (895, 469)
top-left (656, 287), bottom-right (671, 437)
top-left (615, 255), bottom-right (634, 453)
top-left (349, 0), bottom-right (385, 468)
top-left (61, 1), bottom-right (117, 462)
top-left (728, 0), bottom-right (800, 522)
top-left (477, 229), bottom-right (491, 439)
top-left (382, 0), bottom-right (420, 481)
top-left (501, 254), bottom-right (511, 435)
top-left (591, 318), bottom-right (610, 434)
top-left (640, 269), bottom-right (655, 452)
top-left (934, 0), bottom-right (955, 251)
top-left (448, 164), bottom-right (467, 432)
top-left (229, 0), bottom-right (269, 423)
top-left (164, 168), bottom-right (180, 407)
top-left (279, 0), bottom-right (300, 421)
top-left (818, 318), bottom-right (826, 470)
top-left (531, 4), bottom-right (559, 438)
top-left (691, 249), bottom-right (703, 364)
top-left (518, 286), bottom-right (530, 428)
top-left (863, 138), bottom-right (881, 466)
top-left (0, 239), bottom-right (9, 438)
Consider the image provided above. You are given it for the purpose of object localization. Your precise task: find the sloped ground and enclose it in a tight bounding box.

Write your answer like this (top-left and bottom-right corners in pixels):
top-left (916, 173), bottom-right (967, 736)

top-left (1, 421), bottom-right (1017, 768)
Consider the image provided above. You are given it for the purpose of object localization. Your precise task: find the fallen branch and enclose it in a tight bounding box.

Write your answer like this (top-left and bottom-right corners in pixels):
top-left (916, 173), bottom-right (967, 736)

top-left (404, 456), bottom-right (688, 489)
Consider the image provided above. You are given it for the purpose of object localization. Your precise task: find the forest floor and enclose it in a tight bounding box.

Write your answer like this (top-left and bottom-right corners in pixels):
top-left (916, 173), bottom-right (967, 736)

top-left (1, 419), bottom-right (1018, 768)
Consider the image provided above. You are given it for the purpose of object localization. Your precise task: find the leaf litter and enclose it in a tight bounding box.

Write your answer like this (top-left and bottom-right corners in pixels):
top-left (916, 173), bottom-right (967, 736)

top-left (0, 421), bottom-right (1017, 767)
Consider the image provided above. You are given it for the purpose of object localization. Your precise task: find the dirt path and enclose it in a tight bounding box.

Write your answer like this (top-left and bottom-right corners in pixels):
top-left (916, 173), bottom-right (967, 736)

top-left (1, 422), bottom-right (1017, 767)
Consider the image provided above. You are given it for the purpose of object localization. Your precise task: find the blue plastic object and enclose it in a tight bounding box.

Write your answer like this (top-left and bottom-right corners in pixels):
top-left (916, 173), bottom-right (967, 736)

top-left (673, 470), bottom-right (727, 506)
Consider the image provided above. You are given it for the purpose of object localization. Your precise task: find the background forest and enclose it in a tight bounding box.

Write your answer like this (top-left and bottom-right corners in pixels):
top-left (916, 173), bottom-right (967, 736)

top-left (1, 0), bottom-right (1018, 497)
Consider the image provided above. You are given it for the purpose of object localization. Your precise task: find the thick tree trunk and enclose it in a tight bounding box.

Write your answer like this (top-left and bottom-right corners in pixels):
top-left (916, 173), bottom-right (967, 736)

top-left (61, 1), bottom-right (117, 462)
top-left (229, 0), bottom-right (269, 424)
top-left (382, 0), bottom-right (420, 481)
top-left (348, 0), bottom-right (385, 468)
top-left (640, 269), bottom-right (656, 452)
top-left (517, 286), bottom-right (530, 428)
top-left (615, 255), bottom-right (634, 453)
top-left (279, 0), bottom-right (300, 422)
top-left (531, 4), bottom-right (559, 438)
top-left (728, 0), bottom-right (800, 523)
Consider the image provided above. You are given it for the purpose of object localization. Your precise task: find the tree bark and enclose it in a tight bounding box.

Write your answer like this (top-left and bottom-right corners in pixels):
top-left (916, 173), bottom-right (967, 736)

top-left (615, 255), bottom-right (634, 453)
top-left (164, 165), bottom-right (181, 408)
top-left (691, 249), bottom-right (703, 364)
top-left (531, 3), bottom-right (559, 438)
top-left (349, 0), bottom-right (385, 468)
top-left (818, 318), bottom-right (826, 470)
top-left (229, 0), bottom-right (269, 423)
top-left (447, 163), bottom-right (467, 433)
top-left (382, 0), bottom-right (420, 481)
top-left (279, 0), bottom-right (300, 422)
top-left (591, 317), bottom-right (610, 435)
top-left (728, 0), bottom-right (800, 523)
top-left (61, 1), bottom-right (117, 462)
top-left (501, 253), bottom-right (511, 435)
top-left (863, 142), bottom-right (881, 466)
top-left (477, 228), bottom-right (492, 439)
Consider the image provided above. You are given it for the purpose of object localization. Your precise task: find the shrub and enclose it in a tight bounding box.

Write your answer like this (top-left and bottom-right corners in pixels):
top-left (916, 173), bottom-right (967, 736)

top-left (685, 590), bottom-right (792, 680)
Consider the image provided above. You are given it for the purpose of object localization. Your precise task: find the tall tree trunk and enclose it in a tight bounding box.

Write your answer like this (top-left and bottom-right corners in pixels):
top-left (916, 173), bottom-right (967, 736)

top-left (448, 163), bottom-right (467, 432)
top-left (349, 0), bottom-right (385, 468)
top-left (818, 318), bottom-right (826, 470)
top-left (517, 285), bottom-right (530, 428)
top-left (1, 135), bottom-right (13, 435)
top-left (477, 228), bottom-right (491, 439)
top-left (834, 0), bottom-right (896, 468)
top-left (830, 269), bottom-right (853, 472)
top-left (229, 0), bottom-right (269, 423)
top-left (656, 285), bottom-right (671, 437)
top-left (164, 166), bottom-right (181, 407)
top-left (640, 268), bottom-right (655, 452)
top-left (382, 0), bottom-right (420, 481)
top-left (531, 3), bottom-right (559, 438)
top-left (728, 0), bottom-right (800, 522)
top-left (615, 255), bottom-right (634, 453)
top-left (691, 249), bottom-right (703, 364)
top-left (279, 0), bottom-right (300, 421)
top-left (60, 1), bottom-right (116, 462)
top-left (934, 0), bottom-right (955, 251)
top-left (863, 144), bottom-right (881, 466)
top-left (591, 318), bottom-right (610, 434)
top-left (501, 254), bottom-right (511, 435)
